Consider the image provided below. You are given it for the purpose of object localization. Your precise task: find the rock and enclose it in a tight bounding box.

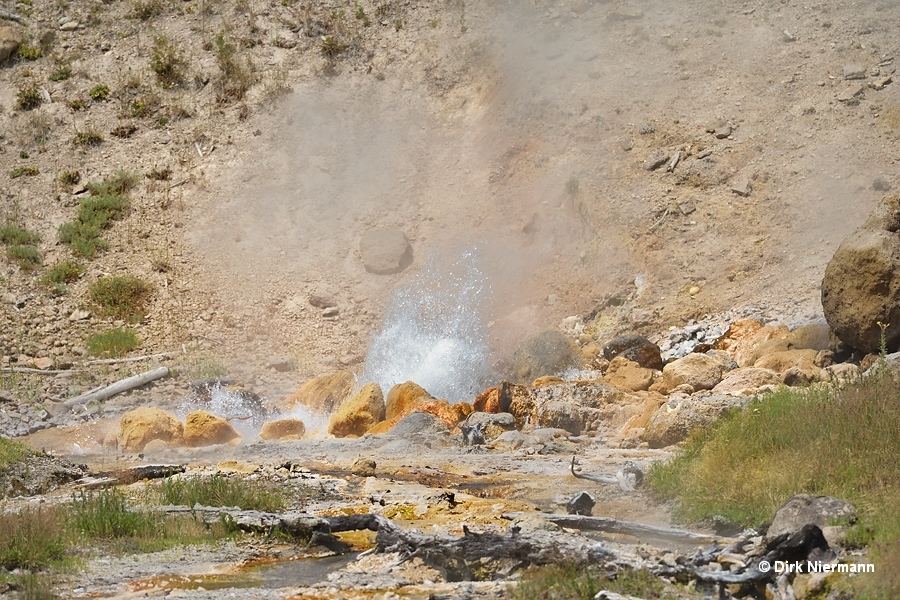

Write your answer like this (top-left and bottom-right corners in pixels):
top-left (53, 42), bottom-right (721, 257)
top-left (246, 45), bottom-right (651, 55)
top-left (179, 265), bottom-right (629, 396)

top-left (510, 330), bottom-right (583, 383)
top-left (730, 177), bottom-right (752, 196)
top-left (389, 410), bottom-right (447, 436)
top-left (308, 287), bottom-right (338, 308)
top-left (473, 386), bottom-right (502, 413)
top-left (462, 411), bottom-right (516, 441)
top-left (266, 356), bottom-right (297, 372)
top-left (142, 439), bottom-right (171, 454)
top-left (843, 64), bottom-right (866, 80)
top-left (754, 348), bottom-right (821, 375)
top-left (120, 407), bottom-right (184, 453)
top-left (871, 76), bottom-right (893, 91)
top-left (602, 334), bottom-right (664, 370)
top-left (32, 357), bottom-right (53, 370)
top-left (43, 400), bottom-right (70, 417)
top-left (328, 382), bottom-right (385, 438)
top-left (489, 430), bottom-right (530, 450)
top-left (278, 370), bottom-right (354, 413)
top-left (837, 84), bottom-right (864, 102)
top-left (643, 150), bottom-right (670, 171)
top-left (605, 356), bottom-right (655, 391)
top-left (660, 352), bottom-right (734, 393)
top-left (350, 458), bottom-right (376, 477)
top-left (824, 362), bottom-right (859, 382)
top-left (0, 26), bottom-right (24, 63)
top-left (643, 393), bottom-right (746, 448)
top-left (712, 367), bottom-right (780, 396)
top-left (520, 381), bottom-right (638, 435)
top-left (59, 21), bottom-right (79, 31)
top-left (385, 381), bottom-right (433, 421)
top-left (183, 410), bottom-right (241, 447)
top-left (359, 228), bottom-right (412, 275)
top-left (768, 494), bottom-right (856, 540)
top-left (415, 399), bottom-right (461, 428)
top-left (715, 319), bottom-right (792, 367)
top-left (822, 193), bottom-right (900, 353)
top-left (452, 402), bottom-right (474, 420)
top-left (532, 375), bottom-right (565, 387)
top-left (68, 309), bottom-right (91, 321)
top-left (566, 491), bottom-right (595, 516)
top-left (786, 322), bottom-right (832, 351)
top-left (715, 123), bottom-right (733, 139)
top-left (259, 418), bottom-right (306, 441)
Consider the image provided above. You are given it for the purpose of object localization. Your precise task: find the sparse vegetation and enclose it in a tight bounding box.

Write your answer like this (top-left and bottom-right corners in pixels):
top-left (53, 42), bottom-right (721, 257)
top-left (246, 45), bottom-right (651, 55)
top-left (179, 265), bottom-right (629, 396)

top-left (73, 128), bottom-right (104, 146)
top-left (213, 30), bottom-right (255, 103)
top-left (89, 84), bottom-right (111, 101)
top-left (0, 224), bottom-right (40, 247)
top-left (16, 82), bottom-right (43, 111)
top-left (0, 436), bottom-right (30, 468)
top-left (72, 488), bottom-right (158, 539)
top-left (131, 0), bottom-right (165, 20)
top-left (9, 166), bottom-right (39, 179)
top-left (41, 260), bottom-right (83, 295)
top-left (153, 475), bottom-right (287, 512)
top-left (86, 328), bottom-right (141, 357)
top-left (49, 63), bottom-right (72, 82)
top-left (150, 36), bottom-right (186, 88)
top-left (111, 124), bottom-right (138, 138)
top-left (649, 369), bottom-right (900, 598)
top-left (59, 170), bottom-right (81, 185)
top-left (88, 275), bottom-right (153, 322)
top-left (0, 224), bottom-right (41, 270)
top-left (58, 171), bottom-right (136, 258)
top-left (320, 36), bottom-right (348, 58)
top-left (0, 507), bottom-right (66, 570)
top-left (17, 44), bottom-right (43, 60)
top-left (513, 564), bottom-right (669, 600)
top-left (6, 245), bottom-right (42, 270)
top-left (146, 166), bottom-right (172, 181)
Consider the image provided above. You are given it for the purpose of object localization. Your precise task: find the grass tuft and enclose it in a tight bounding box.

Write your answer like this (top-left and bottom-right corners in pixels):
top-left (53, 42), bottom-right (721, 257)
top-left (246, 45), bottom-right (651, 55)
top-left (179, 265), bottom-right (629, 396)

top-left (512, 564), bottom-right (669, 600)
top-left (88, 276), bottom-right (152, 322)
top-left (72, 488), bottom-right (158, 539)
top-left (0, 224), bottom-right (40, 246)
top-left (214, 31), bottom-right (255, 103)
top-left (59, 173), bottom-right (135, 258)
top-left (89, 84), bottom-right (110, 101)
top-left (6, 244), bottom-right (42, 270)
top-left (86, 328), bottom-right (141, 357)
top-left (16, 82), bottom-right (43, 111)
top-left (153, 475), bottom-right (287, 512)
top-left (59, 170), bottom-right (81, 185)
top-left (150, 36), bottom-right (186, 88)
top-left (0, 507), bottom-right (66, 570)
top-left (73, 129), bottom-right (104, 146)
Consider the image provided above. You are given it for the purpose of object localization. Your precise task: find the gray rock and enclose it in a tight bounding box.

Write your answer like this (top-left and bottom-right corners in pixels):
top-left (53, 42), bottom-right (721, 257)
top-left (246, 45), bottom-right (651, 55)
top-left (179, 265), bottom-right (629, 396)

top-left (462, 411), bottom-right (516, 441)
top-left (769, 494), bottom-right (856, 539)
top-left (566, 491), bottom-right (595, 516)
top-left (0, 26), bottom-right (24, 63)
top-left (510, 330), bottom-right (583, 384)
top-left (837, 85), bottom-right (864, 102)
top-left (643, 393), bottom-right (747, 448)
top-left (715, 123), bottom-right (733, 139)
top-left (730, 177), bottom-right (752, 197)
top-left (843, 65), bottom-right (866, 80)
top-left (266, 356), bottom-right (297, 372)
top-left (308, 288), bottom-right (338, 308)
top-left (350, 458), bottom-right (376, 477)
top-left (389, 411), bottom-right (447, 437)
top-left (359, 228), bottom-right (412, 275)
top-left (872, 176), bottom-right (891, 192)
top-left (603, 333), bottom-right (663, 370)
top-left (643, 150), bottom-right (670, 171)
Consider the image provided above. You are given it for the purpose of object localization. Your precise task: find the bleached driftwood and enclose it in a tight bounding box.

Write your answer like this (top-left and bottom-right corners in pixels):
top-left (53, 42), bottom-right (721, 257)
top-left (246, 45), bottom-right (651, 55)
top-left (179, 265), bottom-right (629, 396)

top-left (64, 366), bottom-right (169, 406)
top-left (570, 456), bottom-right (645, 492)
top-left (84, 352), bottom-right (175, 365)
top-left (0, 8), bottom-right (25, 23)
top-left (0, 367), bottom-right (83, 375)
top-left (539, 514), bottom-right (723, 544)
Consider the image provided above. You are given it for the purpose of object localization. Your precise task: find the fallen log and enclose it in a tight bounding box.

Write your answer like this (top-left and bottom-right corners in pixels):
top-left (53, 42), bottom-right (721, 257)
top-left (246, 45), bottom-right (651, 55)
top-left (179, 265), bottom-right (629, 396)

top-left (0, 367), bottom-right (83, 375)
top-left (83, 352), bottom-right (176, 366)
top-left (570, 456), bottom-right (645, 492)
top-left (510, 512), bottom-right (725, 545)
top-left (64, 366), bottom-right (169, 406)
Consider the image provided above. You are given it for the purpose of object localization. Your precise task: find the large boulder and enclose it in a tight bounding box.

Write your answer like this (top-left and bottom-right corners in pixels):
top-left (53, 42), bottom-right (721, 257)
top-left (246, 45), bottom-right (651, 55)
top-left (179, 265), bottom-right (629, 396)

top-left (462, 412), bottom-right (517, 441)
top-left (643, 393), bottom-right (746, 448)
top-left (514, 381), bottom-right (641, 435)
top-left (415, 399), bottom-right (462, 428)
top-left (754, 349), bottom-right (824, 384)
top-left (259, 418), bottom-right (306, 441)
top-left (328, 382), bottom-right (385, 437)
top-left (120, 407), bottom-right (184, 453)
top-left (715, 319), bottom-right (791, 367)
top-left (509, 330), bottom-right (583, 383)
top-left (183, 410), bottom-right (241, 447)
top-left (602, 334), bottom-right (664, 370)
top-left (0, 26), bottom-right (24, 63)
top-left (769, 494), bottom-right (856, 540)
top-left (385, 381), bottom-right (433, 421)
top-left (659, 351), bottom-right (735, 393)
top-left (604, 356), bottom-right (656, 391)
top-left (278, 370), bottom-right (354, 413)
top-left (822, 192), bottom-right (900, 353)
top-left (359, 228), bottom-right (413, 275)
top-left (712, 367), bottom-right (781, 396)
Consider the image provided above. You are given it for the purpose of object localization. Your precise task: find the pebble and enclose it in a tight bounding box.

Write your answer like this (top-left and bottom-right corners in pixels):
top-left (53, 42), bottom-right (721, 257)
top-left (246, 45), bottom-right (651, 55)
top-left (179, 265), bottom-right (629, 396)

top-left (843, 65), bottom-right (866, 80)
top-left (644, 150), bottom-right (670, 171)
top-left (60, 21), bottom-right (79, 31)
top-left (730, 178), bottom-right (752, 197)
top-left (837, 85), bottom-right (865, 102)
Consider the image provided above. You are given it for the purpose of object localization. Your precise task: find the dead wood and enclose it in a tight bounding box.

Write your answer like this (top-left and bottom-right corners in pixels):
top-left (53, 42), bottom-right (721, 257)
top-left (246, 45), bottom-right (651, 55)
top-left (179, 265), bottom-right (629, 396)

top-left (64, 366), bottom-right (169, 406)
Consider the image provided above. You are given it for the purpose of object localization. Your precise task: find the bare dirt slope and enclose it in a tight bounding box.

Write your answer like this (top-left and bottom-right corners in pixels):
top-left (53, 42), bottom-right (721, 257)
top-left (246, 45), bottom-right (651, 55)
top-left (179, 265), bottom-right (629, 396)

top-left (1, 0), bottom-right (899, 394)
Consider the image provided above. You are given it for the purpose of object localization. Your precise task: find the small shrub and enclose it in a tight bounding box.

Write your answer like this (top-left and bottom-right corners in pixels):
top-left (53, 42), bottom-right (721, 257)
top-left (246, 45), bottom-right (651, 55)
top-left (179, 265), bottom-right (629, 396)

top-left (86, 328), bottom-right (141, 357)
top-left (214, 31), bottom-right (254, 103)
top-left (320, 36), bottom-right (347, 58)
top-left (131, 0), bottom-right (165, 20)
top-left (150, 36), bottom-right (186, 88)
top-left (0, 507), bottom-right (66, 570)
top-left (67, 98), bottom-right (87, 110)
top-left (17, 44), bottom-right (42, 60)
top-left (111, 124), bottom-right (138, 138)
top-left (16, 82), bottom-right (43, 110)
top-left (6, 245), bottom-right (42, 270)
top-left (59, 221), bottom-right (107, 258)
top-left (0, 224), bottom-right (40, 246)
top-left (153, 475), bottom-right (286, 512)
top-left (59, 170), bottom-right (81, 185)
top-left (87, 170), bottom-right (139, 195)
top-left (59, 174), bottom-right (133, 257)
top-left (10, 166), bottom-right (40, 179)
top-left (89, 84), bottom-right (110, 101)
top-left (42, 260), bottom-right (83, 285)
top-left (130, 97), bottom-right (155, 118)
top-left (146, 166), bottom-right (171, 181)
top-left (73, 129), bottom-right (104, 146)
top-left (49, 64), bottom-right (72, 81)
top-left (89, 275), bottom-right (152, 321)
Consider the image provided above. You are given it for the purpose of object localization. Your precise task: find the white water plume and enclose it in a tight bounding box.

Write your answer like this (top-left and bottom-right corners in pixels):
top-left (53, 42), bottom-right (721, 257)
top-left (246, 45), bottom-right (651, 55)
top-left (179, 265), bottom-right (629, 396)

top-left (361, 251), bottom-right (494, 404)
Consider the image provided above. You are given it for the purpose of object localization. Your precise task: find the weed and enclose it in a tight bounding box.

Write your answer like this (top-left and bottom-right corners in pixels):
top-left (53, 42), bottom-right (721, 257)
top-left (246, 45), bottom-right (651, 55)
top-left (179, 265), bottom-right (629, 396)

top-left (16, 82), bottom-right (43, 110)
top-left (146, 166), bottom-right (171, 181)
top-left (131, 0), bottom-right (165, 20)
top-left (0, 224), bottom-right (40, 246)
top-left (0, 507), bottom-right (66, 570)
top-left (42, 261), bottom-right (82, 286)
top-left (111, 124), bottom-right (137, 138)
top-left (86, 328), bottom-right (141, 357)
top-left (17, 44), bottom-right (42, 60)
top-left (513, 564), bottom-right (669, 599)
top-left (73, 129), bottom-right (104, 146)
top-left (150, 36), bottom-right (186, 88)
top-left (87, 170), bottom-right (139, 195)
top-left (72, 488), bottom-right (158, 539)
top-left (152, 475), bottom-right (287, 512)
top-left (59, 170), bottom-right (80, 185)
top-left (89, 275), bottom-right (152, 322)
top-left (49, 64), bottom-right (72, 81)
top-left (6, 245), bottom-right (42, 270)
top-left (320, 36), bottom-right (347, 58)
top-left (67, 99), bottom-right (87, 111)
top-left (89, 84), bottom-right (110, 101)
top-left (10, 166), bottom-right (39, 179)
top-left (213, 31), bottom-right (255, 103)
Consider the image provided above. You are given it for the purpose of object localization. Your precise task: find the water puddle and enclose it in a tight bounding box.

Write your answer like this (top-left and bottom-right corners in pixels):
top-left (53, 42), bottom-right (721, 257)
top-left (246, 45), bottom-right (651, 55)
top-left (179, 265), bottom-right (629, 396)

top-left (129, 553), bottom-right (358, 592)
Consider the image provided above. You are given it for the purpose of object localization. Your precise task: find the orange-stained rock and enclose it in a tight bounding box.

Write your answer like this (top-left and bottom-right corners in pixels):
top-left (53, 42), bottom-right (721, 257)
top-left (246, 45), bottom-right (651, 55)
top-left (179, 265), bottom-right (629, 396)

top-left (452, 402), bottom-right (474, 421)
top-left (716, 319), bottom-right (791, 367)
top-left (385, 381), bottom-right (433, 421)
top-left (183, 410), bottom-right (241, 447)
top-left (259, 418), bottom-right (306, 441)
top-left (532, 376), bottom-right (565, 387)
top-left (277, 370), bottom-right (354, 413)
top-left (366, 418), bottom-right (400, 435)
top-left (120, 407), bottom-right (184, 453)
top-left (621, 392), bottom-right (667, 434)
top-left (473, 386), bottom-right (501, 413)
top-left (415, 399), bottom-right (461, 428)
top-left (605, 356), bottom-right (656, 392)
top-left (328, 383), bottom-right (385, 438)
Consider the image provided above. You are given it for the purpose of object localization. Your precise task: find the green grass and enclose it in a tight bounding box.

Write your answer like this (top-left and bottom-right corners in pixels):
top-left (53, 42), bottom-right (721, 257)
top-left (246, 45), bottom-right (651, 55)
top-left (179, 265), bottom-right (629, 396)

top-left (89, 84), bottom-right (110, 101)
top-left (6, 244), bottom-right (42, 270)
top-left (648, 369), bottom-right (900, 599)
top-left (42, 261), bottom-right (82, 291)
top-left (0, 507), bottom-right (66, 570)
top-left (0, 224), bottom-right (40, 246)
top-left (10, 166), bottom-right (40, 178)
top-left (88, 276), bottom-right (152, 322)
top-left (152, 475), bottom-right (287, 512)
top-left (0, 436), bottom-right (32, 468)
top-left (86, 170), bottom-right (138, 196)
top-left (85, 328), bottom-right (141, 357)
top-left (0, 224), bottom-right (41, 270)
top-left (512, 564), bottom-right (672, 600)
top-left (17, 45), bottom-right (42, 60)
top-left (150, 36), bottom-right (186, 88)
top-left (58, 172), bottom-right (135, 258)
top-left (72, 489), bottom-right (159, 539)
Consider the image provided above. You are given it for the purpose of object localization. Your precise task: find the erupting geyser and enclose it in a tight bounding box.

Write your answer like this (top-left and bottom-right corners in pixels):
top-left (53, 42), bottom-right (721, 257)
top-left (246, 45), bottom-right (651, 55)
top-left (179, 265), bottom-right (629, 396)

top-left (361, 251), bottom-right (494, 404)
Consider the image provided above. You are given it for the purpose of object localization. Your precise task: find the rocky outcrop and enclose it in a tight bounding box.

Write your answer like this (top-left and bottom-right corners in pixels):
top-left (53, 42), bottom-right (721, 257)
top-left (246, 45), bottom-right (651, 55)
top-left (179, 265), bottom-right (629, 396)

top-left (259, 418), bottom-right (306, 441)
top-left (511, 381), bottom-right (641, 435)
top-left (643, 393), bottom-right (746, 448)
top-left (656, 351), bottom-right (736, 394)
top-left (415, 399), bottom-right (462, 428)
top-left (278, 370), bottom-right (354, 413)
top-left (120, 407), bottom-right (184, 453)
top-left (822, 192), bottom-right (900, 353)
top-left (602, 334), bottom-right (664, 370)
top-left (462, 412), bottom-right (517, 441)
top-left (509, 330), bottom-right (583, 383)
top-left (359, 228), bottom-right (413, 275)
top-left (604, 356), bottom-right (656, 392)
top-left (328, 383), bottom-right (385, 437)
top-left (712, 367), bottom-right (781, 396)
top-left (183, 410), bottom-right (241, 447)
top-left (754, 349), bottom-right (824, 384)
top-left (769, 494), bottom-right (856, 540)
top-left (385, 381), bottom-right (433, 421)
